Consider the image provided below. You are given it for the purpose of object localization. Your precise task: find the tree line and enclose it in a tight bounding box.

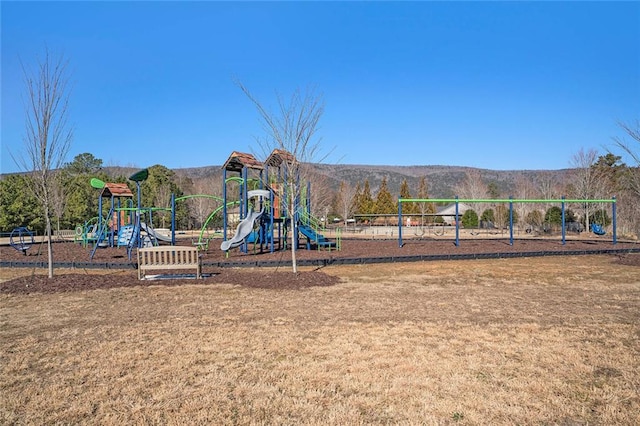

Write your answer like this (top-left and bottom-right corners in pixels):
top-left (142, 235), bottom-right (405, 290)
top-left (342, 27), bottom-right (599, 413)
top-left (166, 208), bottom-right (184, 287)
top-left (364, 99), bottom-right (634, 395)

top-left (2, 148), bottom-right (639, 238)
top-left (0, 153), bottom-right (210, 234)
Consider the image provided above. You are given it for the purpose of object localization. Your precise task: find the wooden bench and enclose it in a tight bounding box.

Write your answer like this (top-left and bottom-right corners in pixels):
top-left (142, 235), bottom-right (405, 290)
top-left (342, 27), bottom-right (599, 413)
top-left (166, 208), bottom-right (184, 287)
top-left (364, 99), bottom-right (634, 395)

top-left (54, 229), bottom-right (80, 242)
top-left (137, 246), bottom-right (201, 280)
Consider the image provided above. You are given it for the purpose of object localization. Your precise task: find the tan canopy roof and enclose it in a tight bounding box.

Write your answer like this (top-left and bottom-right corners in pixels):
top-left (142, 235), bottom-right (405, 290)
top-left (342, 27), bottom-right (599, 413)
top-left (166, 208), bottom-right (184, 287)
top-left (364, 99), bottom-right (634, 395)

top-left (101, 183), bottom-right (133, 198)
top-left (265, 149), bottom-right (295, 167)
top-left (223, 151), bottom-right (263, 172)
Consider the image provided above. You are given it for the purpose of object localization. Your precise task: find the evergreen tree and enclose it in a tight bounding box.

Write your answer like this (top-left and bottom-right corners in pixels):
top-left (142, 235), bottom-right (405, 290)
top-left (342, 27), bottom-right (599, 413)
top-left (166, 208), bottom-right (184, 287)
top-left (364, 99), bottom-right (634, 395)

top-left (461, 209), bottom-right (479, 228)
top-left (487, 181), bottom-right (500, 199)
top-left (61, 156), bottom-right (109, 229)
top-left (65, 152), bottom-right (103, 175)
top-left (481, 208), bottom-right (495, 223)
top-left (351, 182), bottom-right (362, 214)
top-left (545, 206), bottom-right (563, 225)
top-left (416, 176), bottom-right (436, 225)
top-left (398, 179), bottom-right (415, 215)
top-left (140, 165), bottom-right (189, 228)
top-left (0, 174), bottom-right (43, 231)
top-left (361, 179), bottom-right (374, 214)
top-left (356, 179), bottom-right (374, 221)
top-left (375, 177), bottom-right (396, 214)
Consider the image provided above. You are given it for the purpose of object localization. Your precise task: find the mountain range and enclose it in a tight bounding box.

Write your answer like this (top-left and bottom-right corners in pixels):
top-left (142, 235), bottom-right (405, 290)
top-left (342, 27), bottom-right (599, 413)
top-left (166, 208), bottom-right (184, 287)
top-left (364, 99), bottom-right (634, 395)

top-left (169, 164), bottom-right (572, 199)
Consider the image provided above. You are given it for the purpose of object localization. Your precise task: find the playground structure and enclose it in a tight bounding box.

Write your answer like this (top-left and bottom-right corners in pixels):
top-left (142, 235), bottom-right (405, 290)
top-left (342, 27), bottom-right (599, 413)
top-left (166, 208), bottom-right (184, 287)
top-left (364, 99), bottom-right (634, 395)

top-left (220, 150), bottom-right (338, 254)
top-left (78, 150), bottom-right (339, 262)
top-left (85, 172), bottom-right (177, 260)
top-left (397, 196), bottom-right (617, 247)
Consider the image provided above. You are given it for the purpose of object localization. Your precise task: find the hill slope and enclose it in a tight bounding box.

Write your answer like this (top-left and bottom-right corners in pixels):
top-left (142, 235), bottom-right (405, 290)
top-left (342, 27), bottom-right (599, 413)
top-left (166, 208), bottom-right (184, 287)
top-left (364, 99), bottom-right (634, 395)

top-left (168, 164), bottom-right (572, 198)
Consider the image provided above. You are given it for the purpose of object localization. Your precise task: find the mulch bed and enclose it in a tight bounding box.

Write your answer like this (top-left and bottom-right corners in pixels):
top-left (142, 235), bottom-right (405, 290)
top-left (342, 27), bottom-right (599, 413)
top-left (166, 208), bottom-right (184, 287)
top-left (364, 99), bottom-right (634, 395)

top-left (1, 236), bottom-right (638, 295)
top-left (0, 270), bottom-right (340, 295)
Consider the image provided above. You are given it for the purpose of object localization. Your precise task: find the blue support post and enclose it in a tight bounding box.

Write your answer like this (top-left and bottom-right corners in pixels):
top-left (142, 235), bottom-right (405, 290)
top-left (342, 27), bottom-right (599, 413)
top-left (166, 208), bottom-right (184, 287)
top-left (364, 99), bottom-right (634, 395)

top-left (612, 196), bottom-right (617, 245)
top-left (241, 166), bottom-right (248, 254)
top-left (136, 181), bottom-right (142, 248)
top-left (296, 170), bottom-right (301, 250)
top-left (98, 195), bottom-right (103, 242)
top-left (398, 198), bottom-right (403, 247)
top-left (455, 196), bottom-right (459, 247)
top-left (270, 188), bottom-right (275, 253)
top-left (242, 167), bottom-right (248, 218)
top-left (222, 168), bottom-right (228, 242)
top-left (509, 196), bottom-right (514, 246)
top-left (171, 193), bottom-right (176, 246)
top-left (109, 196), bottom-right (115, 247)
top-left (561, 196), bottom-right (566, 245)
top-left (115, 197), bottom-right (122, 247)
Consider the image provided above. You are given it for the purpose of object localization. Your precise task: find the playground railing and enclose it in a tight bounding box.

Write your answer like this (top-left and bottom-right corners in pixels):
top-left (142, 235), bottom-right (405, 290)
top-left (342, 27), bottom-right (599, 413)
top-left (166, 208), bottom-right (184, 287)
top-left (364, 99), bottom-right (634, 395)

top-left (298, 210), bottom-right (326, 233)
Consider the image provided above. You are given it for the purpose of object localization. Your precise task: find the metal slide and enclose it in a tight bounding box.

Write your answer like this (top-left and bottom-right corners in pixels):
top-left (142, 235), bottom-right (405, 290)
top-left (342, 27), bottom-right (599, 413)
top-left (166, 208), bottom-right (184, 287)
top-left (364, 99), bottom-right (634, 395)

top-left (220, 189), bottom-right (271, 251)
top-left (140, 222), bottom-right (173, 243)
top-left (220, 208), bottom-right (264, 251)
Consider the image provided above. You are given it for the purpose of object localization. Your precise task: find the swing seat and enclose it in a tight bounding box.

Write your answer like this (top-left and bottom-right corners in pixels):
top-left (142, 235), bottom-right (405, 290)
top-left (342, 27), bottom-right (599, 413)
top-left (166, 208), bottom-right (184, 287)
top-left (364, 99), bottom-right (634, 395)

top-left (590, 223), bottom-right (606, 236)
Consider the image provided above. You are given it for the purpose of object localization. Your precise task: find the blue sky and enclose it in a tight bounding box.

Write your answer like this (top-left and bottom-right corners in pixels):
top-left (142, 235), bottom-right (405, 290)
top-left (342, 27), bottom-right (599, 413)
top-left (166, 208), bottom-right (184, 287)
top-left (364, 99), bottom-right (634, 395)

top-left (2, 1), bottom-right (639, 174)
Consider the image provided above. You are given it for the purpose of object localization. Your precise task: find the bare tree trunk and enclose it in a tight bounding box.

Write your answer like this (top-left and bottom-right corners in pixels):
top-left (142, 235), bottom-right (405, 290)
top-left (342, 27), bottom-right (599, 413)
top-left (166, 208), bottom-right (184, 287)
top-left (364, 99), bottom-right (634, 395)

top-left (237, 81), bottom-right (326, 274)
top-left (45, 205), bottom-right (54, 278)
top-left (289, 189), bottom-right (297, 273)
top-left (14, 49), bottom-right (73, 278)
top-left (570, 149), bottom-right (599, 233)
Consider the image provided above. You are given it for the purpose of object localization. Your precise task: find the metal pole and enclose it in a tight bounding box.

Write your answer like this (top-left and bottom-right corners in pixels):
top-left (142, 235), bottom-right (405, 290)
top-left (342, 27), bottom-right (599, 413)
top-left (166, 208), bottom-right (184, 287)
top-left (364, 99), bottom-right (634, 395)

top-left (171, 193), bottom-right (176, 246)
top-left (241, 166), bottom-right (248, 254)
top-left (222, 169), bottom-right (227, 243)
top-left (612, 196), bottom-right (617, 245)
top-left (455, 196), bottom-right (459, 247)
top-left (561, 196), bottom-right (566, 245)
top-left (398, 198), bottom-right (403, 247)
top-left (136, 181), bottom-right (142, 248)
top-left (98, 195), bottom-right (103, 245)
top-left (509, 196), bottom-right (514, 246)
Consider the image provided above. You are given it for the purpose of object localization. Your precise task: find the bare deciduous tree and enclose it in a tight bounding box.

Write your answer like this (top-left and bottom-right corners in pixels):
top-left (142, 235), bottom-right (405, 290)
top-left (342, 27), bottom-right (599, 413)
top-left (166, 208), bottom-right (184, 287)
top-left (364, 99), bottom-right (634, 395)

top-left (415, 176), bottom-right (436, 226)
top-left (612, 120), bottom-right (640, 236)
top-left (569, 148), bottom-right (602, 232)
top-left (238, 82), bottom-right (326, 273)
top-left (614, 120), bottom-right (640, 198)
top-left (155, 184), bottom-right (172, 228)
top-left (513, 175), bottom-right (540, 230)
top-left (188, 177), bottom-right (221, 229)
top-left (14, 49), bottom-right (73, 278)
top-left (455, 169), bottom-right (489, 217)
top-left (536, 171), bottom-right (561, 201)
top-left (455, 169), bottom-right (489, 199)
top-left (301, 164), bottom-right (334, 221)
top-left (335, 180), bottom-right (357, 226)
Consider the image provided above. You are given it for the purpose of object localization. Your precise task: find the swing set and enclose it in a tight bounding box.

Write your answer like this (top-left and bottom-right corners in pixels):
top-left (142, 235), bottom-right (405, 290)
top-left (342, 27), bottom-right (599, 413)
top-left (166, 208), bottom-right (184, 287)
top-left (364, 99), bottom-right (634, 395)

top-left (398, 196), bottom-right (617, 247)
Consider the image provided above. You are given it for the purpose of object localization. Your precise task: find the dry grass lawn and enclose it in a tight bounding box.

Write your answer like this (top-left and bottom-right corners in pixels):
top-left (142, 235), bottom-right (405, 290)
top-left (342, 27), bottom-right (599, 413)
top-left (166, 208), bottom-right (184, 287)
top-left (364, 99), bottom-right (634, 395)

top-left (1, 255), bottom-right (639, 425)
